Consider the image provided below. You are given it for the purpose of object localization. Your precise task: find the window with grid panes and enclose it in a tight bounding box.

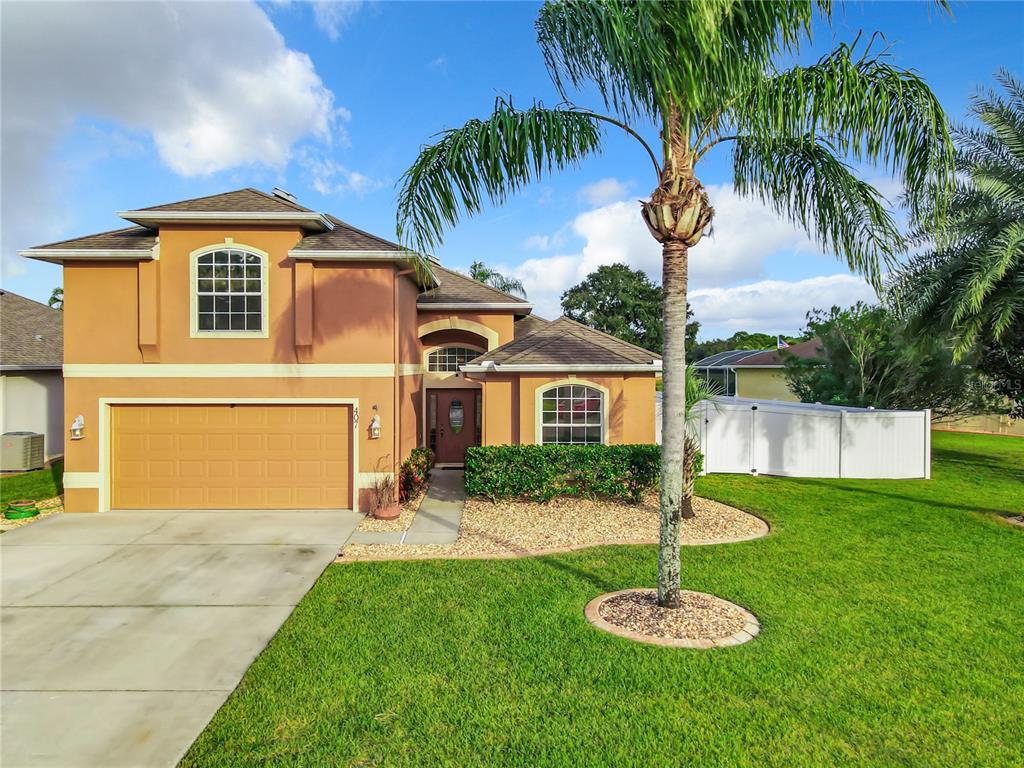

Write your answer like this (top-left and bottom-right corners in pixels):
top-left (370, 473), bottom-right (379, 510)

top-left (540, 385), bottom-right (603, 444)
top-left (195, 250), bottom-right (263, 332)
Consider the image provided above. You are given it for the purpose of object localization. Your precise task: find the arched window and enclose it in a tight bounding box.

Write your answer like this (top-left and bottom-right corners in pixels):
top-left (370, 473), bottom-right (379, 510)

top-left (540, 384), bottom-right (604, 444)
top-left (194, 249), bottom-right (264, 333)
top-left (427, 346), bottom-right (479, 372)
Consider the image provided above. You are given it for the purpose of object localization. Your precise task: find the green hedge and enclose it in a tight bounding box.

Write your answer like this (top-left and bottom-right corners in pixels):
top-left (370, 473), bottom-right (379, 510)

top-left (465, 444), bottom-right (699, 504)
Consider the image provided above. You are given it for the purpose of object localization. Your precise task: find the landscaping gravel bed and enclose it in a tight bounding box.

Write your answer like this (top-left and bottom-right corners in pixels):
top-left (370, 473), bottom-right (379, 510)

top-left (355, 492), bottom-right (424, 533)
top-left (340, 494), bottom-right (767, 561)
top-left (598, 589), bottom-right (746, 640)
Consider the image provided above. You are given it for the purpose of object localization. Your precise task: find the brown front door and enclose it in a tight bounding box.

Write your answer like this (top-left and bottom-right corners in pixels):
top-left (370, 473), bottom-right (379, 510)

top-left (433, 389), bottom-right (479, 464)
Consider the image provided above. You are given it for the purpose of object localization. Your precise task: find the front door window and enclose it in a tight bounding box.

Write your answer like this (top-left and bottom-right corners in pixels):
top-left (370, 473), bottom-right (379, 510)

top-left (449, 399), bottom-right (464, 434)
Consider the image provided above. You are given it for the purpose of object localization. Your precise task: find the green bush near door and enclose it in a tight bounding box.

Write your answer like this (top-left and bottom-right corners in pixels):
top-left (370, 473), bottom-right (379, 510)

top-left (465, 444), bottom-right (700, 503)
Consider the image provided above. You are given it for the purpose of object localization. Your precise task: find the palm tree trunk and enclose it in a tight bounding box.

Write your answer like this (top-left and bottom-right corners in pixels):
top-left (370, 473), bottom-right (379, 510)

top-left (657, 238), bottom-right (690, 609)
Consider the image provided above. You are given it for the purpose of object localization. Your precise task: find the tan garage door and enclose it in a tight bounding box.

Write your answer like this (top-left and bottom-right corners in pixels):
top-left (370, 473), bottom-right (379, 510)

top-left (111, 404), bottom-right (352, 509)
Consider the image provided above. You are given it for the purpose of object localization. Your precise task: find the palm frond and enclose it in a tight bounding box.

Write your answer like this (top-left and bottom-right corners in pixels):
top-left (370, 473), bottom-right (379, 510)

top-left (733, 136), bottom-right (903, 286)
top-left (732, 41), bottom-right (955, 215)
top-left (536, 0), bottom-right (818, 123)
top-left (396, 99), bottom-right (602, 254)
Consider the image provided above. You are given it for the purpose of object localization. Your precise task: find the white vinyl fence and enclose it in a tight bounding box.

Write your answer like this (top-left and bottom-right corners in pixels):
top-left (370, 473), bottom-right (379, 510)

top-left (657, 395), bottom-right (931, 479)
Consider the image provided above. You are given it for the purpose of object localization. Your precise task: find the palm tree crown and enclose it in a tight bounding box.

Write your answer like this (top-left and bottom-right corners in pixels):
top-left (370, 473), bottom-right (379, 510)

top-left (891, 70), bottom-right (1024, 358)
top-left (468, 261), bottom-right (527, 298)
top-left (396, 0), bottom-right (953, 608)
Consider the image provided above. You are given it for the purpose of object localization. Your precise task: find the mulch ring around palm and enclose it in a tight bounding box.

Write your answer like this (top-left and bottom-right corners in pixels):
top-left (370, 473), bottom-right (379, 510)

top-left (585, 588), bottom-right (760, 649)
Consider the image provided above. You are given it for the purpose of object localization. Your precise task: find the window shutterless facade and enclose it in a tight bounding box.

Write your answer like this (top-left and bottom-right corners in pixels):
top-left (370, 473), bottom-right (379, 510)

top-left (540, 384), bottom-right (604, 444)
top-left (195, 249), bottom-right (264, 333)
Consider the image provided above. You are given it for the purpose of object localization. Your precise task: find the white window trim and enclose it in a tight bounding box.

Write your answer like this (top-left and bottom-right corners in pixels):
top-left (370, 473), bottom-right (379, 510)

top-left (534, 379), bottom-right (610, 446)
top-left (189, 240), bottom-right (270, 339)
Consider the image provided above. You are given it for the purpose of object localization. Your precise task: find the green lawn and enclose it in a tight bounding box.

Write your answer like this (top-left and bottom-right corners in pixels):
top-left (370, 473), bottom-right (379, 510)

top-left (1, 460), bottom-right (63, 504)
top-left (182, 432), bottom-right (1023, 767)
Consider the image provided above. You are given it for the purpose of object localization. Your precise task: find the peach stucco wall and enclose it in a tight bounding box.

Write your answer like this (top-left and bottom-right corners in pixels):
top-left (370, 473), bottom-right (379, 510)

top-left (417, 310), bottom-right (516, 347)
top-left (477, 373), bottom-right (656, 446)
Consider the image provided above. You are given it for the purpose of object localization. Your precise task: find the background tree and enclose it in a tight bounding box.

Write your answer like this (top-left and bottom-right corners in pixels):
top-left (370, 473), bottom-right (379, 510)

top-left (784, 303), bottom-right (996, 418)
top-left (468, 261), bottom-right (527, 298)
top-left (560, 263), bottom-right (697, 352)
top-left (890, 71), bottom-right (1023, 416)
top-left (397, 1), bottom-right (952, 608)
top-left (48, 287), bottom-right (63, 310)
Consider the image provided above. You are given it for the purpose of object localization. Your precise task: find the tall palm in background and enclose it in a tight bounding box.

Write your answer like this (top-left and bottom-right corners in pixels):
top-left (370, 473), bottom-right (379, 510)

top-left (397, 1), bottom-right (952, 608)
top-left (891, 71), bottom-right (1023, 359)
top-left (469, 260), bottom-right (528, 297)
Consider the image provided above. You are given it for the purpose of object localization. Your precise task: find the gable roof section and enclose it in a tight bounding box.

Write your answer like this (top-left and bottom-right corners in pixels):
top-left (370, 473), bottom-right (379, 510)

top-left (418, 265), bottom-right (531, 310)
top-left (290, 214), bottom-right (404, 253)
top-left (513, 313), bottom-right (551, 339)
top-left (463, 317), bottom-right (660, 372)
top-left (0, 291), bottom-right (63, 370)
top-left (134, 187), bottom-right (314, 213)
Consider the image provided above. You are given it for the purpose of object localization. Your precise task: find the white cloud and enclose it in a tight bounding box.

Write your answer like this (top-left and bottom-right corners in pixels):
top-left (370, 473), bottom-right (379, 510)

top-left (506, 183), bottom-right (863, 322)
top-left (430, 56), bottom-right (448, 69)
top-left (689, 275), bottom-right (877, 335)
top-left (301, 152), bottom-right (389, 196)
top-left (1, 1), bottom-right (340, 277)
top-left (312, 1), bottom-right (363, 41)
top-left (523, 235), bottom-right (551, 251)
top-left (578, 177), bottom-right (632, 206)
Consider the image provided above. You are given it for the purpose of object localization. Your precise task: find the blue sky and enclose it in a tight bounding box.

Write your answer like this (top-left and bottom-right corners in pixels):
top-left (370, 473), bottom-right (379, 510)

top-left (2, 1), bottom-right (1021, 339)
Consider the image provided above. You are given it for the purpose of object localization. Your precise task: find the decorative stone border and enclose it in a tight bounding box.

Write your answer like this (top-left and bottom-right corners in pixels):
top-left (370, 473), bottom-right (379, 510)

top-left (1005, 515), bottom-right (1024, 529)
top-left (584, 588), bottom-right (760, 649)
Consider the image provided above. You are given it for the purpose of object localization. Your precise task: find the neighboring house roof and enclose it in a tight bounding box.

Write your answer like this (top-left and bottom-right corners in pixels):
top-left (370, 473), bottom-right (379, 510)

top-left (417, 265), bottom-right (531, 311)
top-left (463, 316), bottom-right (660, 372)
top-left (0, 290), bottom-right (63, 370)
top-left (694, 338), bottom-right (822, 369)
top-left (513, 314), bottom-right (551, 339)
top-left (134, 187), bottom-right (315, 213)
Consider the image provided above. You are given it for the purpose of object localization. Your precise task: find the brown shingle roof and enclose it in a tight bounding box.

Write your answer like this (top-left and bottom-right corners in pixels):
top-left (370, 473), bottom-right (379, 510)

top-left (418, 265), bottom-right (530, 307)
top-left (136, 188), bottom-right (313, 213)
top-left (513, 314), bottom-right (551, 339)
top-left (291, 215), bottom-right (404, 252)
top-left (736, 338), bottom-right (822, 366)
top-left (26, 226), bottom-right (157, 251)
top-left (0, 291), bottom-right (63, 369)
top-left (469, 317), bottom-right (659, 368)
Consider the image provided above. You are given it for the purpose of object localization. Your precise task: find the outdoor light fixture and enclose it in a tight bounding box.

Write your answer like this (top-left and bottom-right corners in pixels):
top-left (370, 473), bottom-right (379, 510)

top-left (69, 415), bottom-right (85, 441)
top-left (369, 405), bottom-right (382, 439)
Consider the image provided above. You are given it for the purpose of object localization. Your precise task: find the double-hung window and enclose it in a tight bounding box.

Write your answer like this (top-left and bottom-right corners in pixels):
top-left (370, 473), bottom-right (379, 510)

top-left (195, 249), bottom-right (264, 333)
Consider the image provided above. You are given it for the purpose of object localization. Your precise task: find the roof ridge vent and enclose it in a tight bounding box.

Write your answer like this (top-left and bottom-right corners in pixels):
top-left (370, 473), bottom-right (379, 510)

top-left (272, 187), bottom-right (298, 204)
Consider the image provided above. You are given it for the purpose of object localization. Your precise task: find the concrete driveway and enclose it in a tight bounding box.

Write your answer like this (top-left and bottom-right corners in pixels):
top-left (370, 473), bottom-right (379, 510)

top-left (1, 509), bottom-right (360, 768)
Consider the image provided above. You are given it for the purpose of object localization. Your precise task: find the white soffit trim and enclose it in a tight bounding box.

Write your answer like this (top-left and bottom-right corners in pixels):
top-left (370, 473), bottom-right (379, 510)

top-left (461, 362), bottom-right (662, 373)
top-left (119, 210), bottom-right (334, 231)
top-left (417, 302), bottom-right (533, 311)
top-left (64, 363), bottom-right (397, 378)
top-left (20, 248), bottom-right (156, 264)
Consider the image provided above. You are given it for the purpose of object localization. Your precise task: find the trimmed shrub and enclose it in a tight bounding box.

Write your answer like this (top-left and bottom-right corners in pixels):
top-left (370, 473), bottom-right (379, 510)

top-left (399, 447), bottom-right (433, 501)
top-left (465, 444), bottom-right (674, 504)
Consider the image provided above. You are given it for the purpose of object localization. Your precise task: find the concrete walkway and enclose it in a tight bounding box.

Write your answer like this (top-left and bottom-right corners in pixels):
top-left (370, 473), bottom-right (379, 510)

top-left (346, 469), bottom-right (465, 546)
top-left (0, 508), bottom-right (360, 768)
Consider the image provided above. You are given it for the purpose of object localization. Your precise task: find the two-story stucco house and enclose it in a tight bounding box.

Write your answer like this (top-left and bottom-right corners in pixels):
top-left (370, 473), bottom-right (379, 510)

top-left (22, 188), bottom-right (660, 513)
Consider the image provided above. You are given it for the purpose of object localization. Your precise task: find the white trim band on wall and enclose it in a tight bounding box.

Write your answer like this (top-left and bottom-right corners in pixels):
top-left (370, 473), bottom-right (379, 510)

top-left (62, 472), bottom-right (101, 489)
top-left (64, 363), bottom-right (399, 378)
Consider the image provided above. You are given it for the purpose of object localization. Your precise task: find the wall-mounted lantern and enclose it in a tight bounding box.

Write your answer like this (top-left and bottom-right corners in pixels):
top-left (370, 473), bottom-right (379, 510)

top-left (369, 404), bottom-right (382, 439)
top-left (69, 415), bottom-right (85, 441)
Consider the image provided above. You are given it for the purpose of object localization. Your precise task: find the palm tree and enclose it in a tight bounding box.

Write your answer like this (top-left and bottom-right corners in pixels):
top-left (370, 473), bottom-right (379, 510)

top-left (469, 260), bottom-right (527, 297)
top-left (681, 366), bottom-right (720, 507)
top-left (397, 1), bottom-right (952, 608)
top-left (48, 287), bottom-right (63, 310)
top-left (891, 70), bottom-right (1024, 361)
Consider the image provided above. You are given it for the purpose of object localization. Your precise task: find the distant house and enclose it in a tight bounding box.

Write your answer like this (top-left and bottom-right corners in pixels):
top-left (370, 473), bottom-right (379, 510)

top-left (0, 290), bottom-right (64, 459)
top-left (693, 338), bottom-right (821, 401)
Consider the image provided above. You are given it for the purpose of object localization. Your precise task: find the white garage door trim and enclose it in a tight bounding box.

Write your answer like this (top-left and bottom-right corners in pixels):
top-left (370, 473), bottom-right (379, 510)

top-left (98, 397), bottom-right (360, 513)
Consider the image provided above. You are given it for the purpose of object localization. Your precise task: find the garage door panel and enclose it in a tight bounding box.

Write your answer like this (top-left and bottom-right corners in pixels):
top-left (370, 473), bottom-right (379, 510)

top-left (112, 405), bottom-right (351, 510)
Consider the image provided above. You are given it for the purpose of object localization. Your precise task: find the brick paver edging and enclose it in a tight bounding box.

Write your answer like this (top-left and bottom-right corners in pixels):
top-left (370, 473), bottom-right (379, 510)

top-left (584, 588), bottom-right (761, 649)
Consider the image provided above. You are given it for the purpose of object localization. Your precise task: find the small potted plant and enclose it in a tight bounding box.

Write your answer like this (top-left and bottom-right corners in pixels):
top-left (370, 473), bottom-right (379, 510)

top-left (370, 471), bottom-right (400, 520)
